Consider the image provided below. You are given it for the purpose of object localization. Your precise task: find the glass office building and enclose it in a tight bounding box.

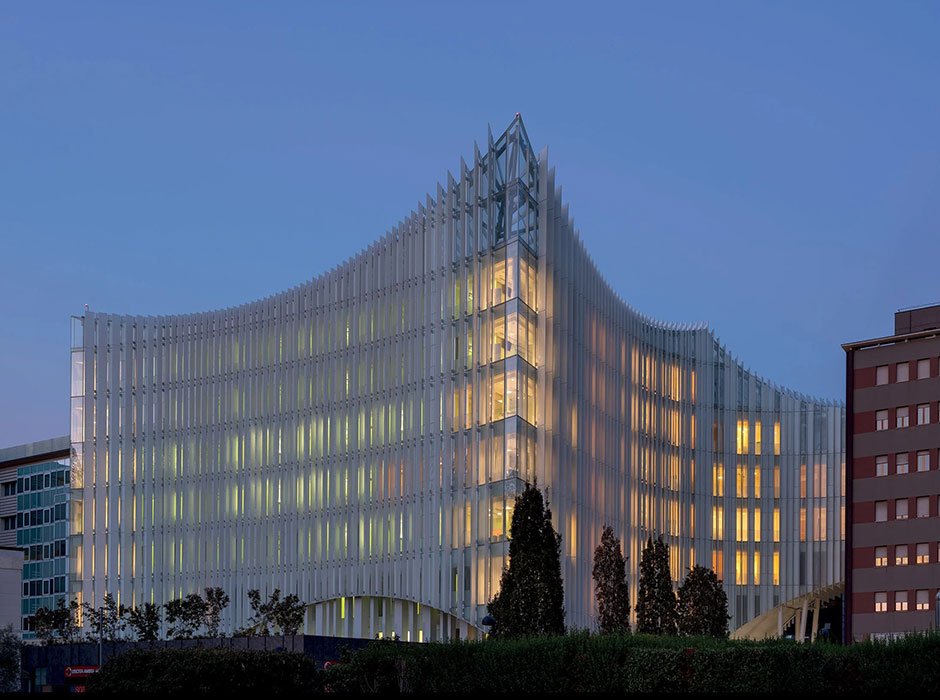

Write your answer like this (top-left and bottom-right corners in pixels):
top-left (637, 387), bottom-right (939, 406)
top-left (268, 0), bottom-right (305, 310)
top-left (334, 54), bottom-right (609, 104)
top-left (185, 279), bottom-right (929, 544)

top-left (69, 117), bottom-right (845, 640)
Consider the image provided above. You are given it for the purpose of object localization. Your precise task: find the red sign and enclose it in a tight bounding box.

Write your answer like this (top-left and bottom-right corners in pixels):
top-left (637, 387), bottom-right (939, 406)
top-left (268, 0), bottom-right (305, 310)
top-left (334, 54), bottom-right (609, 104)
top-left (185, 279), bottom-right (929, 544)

top-left (65, 666), bottom-right (98, 678)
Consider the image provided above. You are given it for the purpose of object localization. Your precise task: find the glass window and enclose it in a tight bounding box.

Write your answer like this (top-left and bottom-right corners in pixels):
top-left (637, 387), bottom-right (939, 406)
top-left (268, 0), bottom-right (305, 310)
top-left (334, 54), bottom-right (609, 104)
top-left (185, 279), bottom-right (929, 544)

top-left (917, 358), bottom-right (930, 379)
top-left (916, 590), bottom-right (930, 611)
top-left (875, 500), bottom-right (887, 522)
top-left (895, 591), bottom-right (908, 611)
top-left (874, 546), bottom-right (887, 567)
top-left (896, 406), bottom-right (909, 428)
top-left (896, 499), bottom-right (909, 520)
top-left (897, 362), bottom-right (909, 382)
top-left (876, 365), bottom-right (889, 385)
top-left (875, 592), bottom-right (887, 612)
top-left (916, 543), bottom-right (929, 564)
top-left (876, 410), bottom-right (888, 430)
top-left (917, 404), bottom-right (931, 425)
top-left (916, 496), bottom-right (929, 518)
top-left (895, 545), bottom-right (908, 566)
top-left (876, 455), bottom-right (888, 477)
top-left (896, 453), bottom-right (909, 474)
top-left (917, 451), bottom-right (930, 472)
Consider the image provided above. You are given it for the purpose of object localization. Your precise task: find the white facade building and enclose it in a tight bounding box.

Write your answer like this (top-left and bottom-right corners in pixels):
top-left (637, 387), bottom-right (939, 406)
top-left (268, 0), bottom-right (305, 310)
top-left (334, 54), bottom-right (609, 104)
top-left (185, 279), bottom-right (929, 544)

top-left (69, 117), bottom-right (845, 640)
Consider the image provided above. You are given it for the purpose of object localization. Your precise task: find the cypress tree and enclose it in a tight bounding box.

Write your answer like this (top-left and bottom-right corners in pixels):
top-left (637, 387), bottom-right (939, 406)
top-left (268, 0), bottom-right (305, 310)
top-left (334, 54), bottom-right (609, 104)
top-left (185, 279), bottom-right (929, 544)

top-left (487, 483), bottom-right (565, 638)
top-left (676, 565), bottom-right (730, 637)
top-left (634, 535), bottom-right (677, 635)
top-left (592, 525), bottom-right (631, 633)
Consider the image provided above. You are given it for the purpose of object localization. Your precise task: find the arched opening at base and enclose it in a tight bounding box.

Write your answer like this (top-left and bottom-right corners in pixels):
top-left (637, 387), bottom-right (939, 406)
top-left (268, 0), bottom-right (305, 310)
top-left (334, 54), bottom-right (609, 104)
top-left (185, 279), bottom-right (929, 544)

top-left (304, 596), bottom-right (482, 642)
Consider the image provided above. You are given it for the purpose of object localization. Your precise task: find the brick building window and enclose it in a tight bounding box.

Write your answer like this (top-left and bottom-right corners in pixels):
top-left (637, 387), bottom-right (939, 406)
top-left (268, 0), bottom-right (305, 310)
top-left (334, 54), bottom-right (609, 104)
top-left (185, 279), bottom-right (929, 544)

top-left (916, 590), bottom-right (930, 611)
top-left (917, 451), bottom-right (930, 472)
top-left (917, 404), bottom-right (931, 425)
top-left (896, 499), bottom-right (909, 520)
top-left (917, 359), bottom-right (930, 379)
top-left (895, 591), bottom-right (908, 611)
top-left (897, 362), bottom-right (909, 382)
top-left (916, 543), bottom-right (929, 564)
top-left (916, 496), bottom-right (930, 518)
top-left (876, 365), bottom-right (889, 385)
top-left (875, 592), bottom-right (887, 612)
top-left (876, 455), bottom-right (888, 477)
top-left (897, 453), bottom-right (909, 474)
top-left (875, 501), bottom-right (887, 522)
top-left (895, 545), bottom-right (909, 565)
top-left (897, 406), bottom-right (909, 428)
top-left (875, 546), bottom-right (887, 566)
top-left (876, 410), bottom-right (888, 431)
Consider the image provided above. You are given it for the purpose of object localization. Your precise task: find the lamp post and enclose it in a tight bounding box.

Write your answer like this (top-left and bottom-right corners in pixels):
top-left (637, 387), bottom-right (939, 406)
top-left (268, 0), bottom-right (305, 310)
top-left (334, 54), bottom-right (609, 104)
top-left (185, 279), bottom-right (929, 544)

top-left (481, 614), bottom-right (495, 640)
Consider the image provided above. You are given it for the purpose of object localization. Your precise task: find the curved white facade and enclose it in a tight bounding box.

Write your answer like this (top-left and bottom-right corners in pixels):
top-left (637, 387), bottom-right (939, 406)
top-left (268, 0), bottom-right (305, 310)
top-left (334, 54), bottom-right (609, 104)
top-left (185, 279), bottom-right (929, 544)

top-left (69, 117), bottom-right (844, 639)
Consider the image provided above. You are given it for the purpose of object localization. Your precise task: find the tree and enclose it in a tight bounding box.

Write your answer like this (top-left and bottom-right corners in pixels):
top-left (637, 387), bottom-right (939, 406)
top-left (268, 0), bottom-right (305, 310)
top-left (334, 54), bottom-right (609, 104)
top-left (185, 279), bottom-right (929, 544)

top-left (203, 587), bottom-right (230, 638)
top-left (676, 565), bottom-right (730, 637)
top-left (126, 603), bottom-right (161, 642)
top-left (635, 535), bottom-right (677, 635)
top-left (0, 625), bottom-right (22, 693)
top-left (487, 483), bottom-right (565, 638)
top-left (241, 589), bottom-right (306, 636)
top-left (33, 599), bottom-right (82, 645)
top-left (592, 525), bottom-right (630, 633)
top-left (83, 593), bottom-right (127, 642)
top-left (165, 594), bottom-right (207, 639)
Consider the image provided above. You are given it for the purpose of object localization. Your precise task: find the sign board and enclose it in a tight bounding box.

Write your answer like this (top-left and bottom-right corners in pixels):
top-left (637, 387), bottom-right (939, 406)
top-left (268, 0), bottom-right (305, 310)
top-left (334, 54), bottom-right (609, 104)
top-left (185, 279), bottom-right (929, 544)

top-left (64, 666), bottom-right (98, 679)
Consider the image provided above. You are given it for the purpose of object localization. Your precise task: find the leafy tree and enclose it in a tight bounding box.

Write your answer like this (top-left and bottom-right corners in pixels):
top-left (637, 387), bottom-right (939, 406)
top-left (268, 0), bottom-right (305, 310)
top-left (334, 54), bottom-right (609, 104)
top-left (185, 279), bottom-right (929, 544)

top-left (676, 565), bottom-right (730, 637)
top-left (203, 587), bottom-right (230, 638)
top-left (635, 535), bottom-right (677, 635)
top-left (0, 624), bottom-right (22, 693)
top-left (241, 589), bottom-right (306, 636)
top-left (33, 599), bottom-right (83, 645)
top-left (126, 603), bottom-right (161, 642)
top-left (165, 594), bottom-right (207, 639)
top-left (487, 483), bottom-right (565, 638)
top-left (592, 525), bottom-right (630, 633)
top-left (83, 593), bottom-right (127, 642)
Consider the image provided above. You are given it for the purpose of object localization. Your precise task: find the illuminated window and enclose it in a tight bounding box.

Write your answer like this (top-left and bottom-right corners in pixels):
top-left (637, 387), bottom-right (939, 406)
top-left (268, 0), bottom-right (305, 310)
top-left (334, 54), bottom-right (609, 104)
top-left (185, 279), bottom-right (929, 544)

top-left (875, 410), bottom-right (888, 431)
top-left (772, 550), bottom-right (780, 585)
top-left (896, 406), bottom-right (909, 428)
top-left (736, 420), bottom-right (749, 454)
top-left (917, 404), bottom-right (930, 426)
top-left (874, 592), bottom-right (887, 613)
top-left (753, 551), bottom-right (760, 585)
top-left (917, 451), bottom-right (930, 472)
top-left (754, 421), bottom-right (762, 455)
top-left (814, 507), bottom-right (826, 541)
top-left (712, 549), bottom-right (724, 580)
top-left (917, 358), bottom-right (930, 379)
top-left (895, 591), bottom-right (908, 612)
top-left (876, 365), bottom-right (889, 385)
top-left (800, 465), bottom-right (807, 498)
top-left (712, 506), bottom-right (724, 539)
top-left (916, 496), bottom-right (929, 518)
top-left (916, 590), bottom-right (930, 611)
top-left (897, 453), bottom-right (909, 474)
top-left (753, 468), bottom-right (760, 498)
top-left (916, 543), bottom-right (929, 564)
top-left (753, 508), bottom-right (761, 542)
top-left (876, 455), bottom-right (888, 477)
top-left (773, 421), bottom-right (781, 455)
top-left (736, 467), bottom-right (747, 498)
top-left (874, 546), bottom-right (887, 567)
top-left (773, 467), bottom-right (780, 498)
top-left (772, 508), bottom-right (780, 542)
top-left (895, 545), bottom-right (908, 566)
top-left (896, 499), bottom-right (909, 520)
top-left (735, 550), bottom-right (747, 585)
top-left (799, 507), bottom-right (806, 541)
top-left (736, 508), bottom-right (748, 542)
top-left (897, 362), bottom-right (909, 382)
top-left (713, 464), bottom-right (724, 497)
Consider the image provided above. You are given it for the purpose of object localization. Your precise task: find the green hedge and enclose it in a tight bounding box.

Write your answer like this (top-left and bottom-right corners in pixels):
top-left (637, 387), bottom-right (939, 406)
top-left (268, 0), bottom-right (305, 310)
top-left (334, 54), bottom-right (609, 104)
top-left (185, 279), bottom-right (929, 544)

top-left (86, 648), bottom-right (322, 694)
top-left (325, 632), bottom-right (940, 694)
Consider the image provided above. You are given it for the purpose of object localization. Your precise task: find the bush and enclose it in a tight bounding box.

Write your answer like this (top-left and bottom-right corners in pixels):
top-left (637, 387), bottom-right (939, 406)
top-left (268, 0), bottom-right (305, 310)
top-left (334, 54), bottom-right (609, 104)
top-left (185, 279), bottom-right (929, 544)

top-left (325, 631), bottom-right (940, 694)
top-left (86, 648), bottom-right (322, 694)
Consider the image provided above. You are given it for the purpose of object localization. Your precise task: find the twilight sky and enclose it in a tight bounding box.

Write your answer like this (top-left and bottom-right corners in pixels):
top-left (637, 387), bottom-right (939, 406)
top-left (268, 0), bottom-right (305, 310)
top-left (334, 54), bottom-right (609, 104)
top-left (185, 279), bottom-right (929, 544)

top-left (1, 2), bottom-right (939, 447)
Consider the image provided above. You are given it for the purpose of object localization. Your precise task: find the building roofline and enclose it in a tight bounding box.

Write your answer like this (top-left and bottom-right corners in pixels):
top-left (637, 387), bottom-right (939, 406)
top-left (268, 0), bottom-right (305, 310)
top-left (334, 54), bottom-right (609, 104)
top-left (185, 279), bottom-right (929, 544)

top-left (842, 327), bottom-right (940, 352)
top-left (0, 435), bottom-right (70, 469)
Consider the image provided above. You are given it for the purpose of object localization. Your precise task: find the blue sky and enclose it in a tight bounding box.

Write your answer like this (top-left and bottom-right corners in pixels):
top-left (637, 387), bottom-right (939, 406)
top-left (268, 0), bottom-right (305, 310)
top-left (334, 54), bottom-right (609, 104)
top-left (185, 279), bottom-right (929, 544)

top-left (1, 2), bottom-right (938, 446)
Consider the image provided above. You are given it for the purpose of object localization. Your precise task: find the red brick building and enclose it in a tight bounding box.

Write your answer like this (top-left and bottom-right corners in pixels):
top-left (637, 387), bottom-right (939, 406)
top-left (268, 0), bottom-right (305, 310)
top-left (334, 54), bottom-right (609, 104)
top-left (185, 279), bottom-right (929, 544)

top-left (844, 304), bottom-right (940, 640)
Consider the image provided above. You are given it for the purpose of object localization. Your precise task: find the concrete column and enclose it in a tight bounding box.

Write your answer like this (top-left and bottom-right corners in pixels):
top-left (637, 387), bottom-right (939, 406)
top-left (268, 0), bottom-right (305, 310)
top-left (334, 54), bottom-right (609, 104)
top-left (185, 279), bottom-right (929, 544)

top-left (353, 597), bottom-right (364, 639)
top-left (777, 607), bottom-right (784, 638)
top-left (811, 598), bottom-right (820, 642)
top-left (799, 598), bottom-right (809, 643)
top-left (393, 600), bottom-right (403, 639)
top-left (314, 602), bottom-right (324, 636)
